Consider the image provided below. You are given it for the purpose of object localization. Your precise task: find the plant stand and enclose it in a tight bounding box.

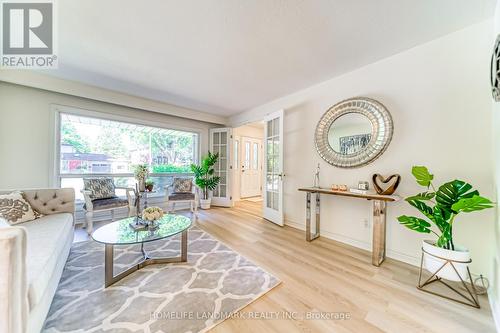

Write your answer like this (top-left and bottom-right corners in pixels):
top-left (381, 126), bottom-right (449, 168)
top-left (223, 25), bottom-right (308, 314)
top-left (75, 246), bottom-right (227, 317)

top-left (417, 247), bottom-right (480, 308)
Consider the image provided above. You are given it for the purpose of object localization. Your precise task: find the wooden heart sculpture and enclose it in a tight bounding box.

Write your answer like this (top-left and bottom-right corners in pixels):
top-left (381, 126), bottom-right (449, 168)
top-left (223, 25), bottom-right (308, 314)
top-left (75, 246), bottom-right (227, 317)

top-left (372, 174), bottom-right (401, 195)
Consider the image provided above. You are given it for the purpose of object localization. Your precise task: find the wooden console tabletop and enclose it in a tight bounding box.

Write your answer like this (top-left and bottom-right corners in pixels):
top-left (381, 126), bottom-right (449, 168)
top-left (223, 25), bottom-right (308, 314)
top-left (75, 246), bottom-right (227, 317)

top-left (298, 187), bottom-right (399, 201)
top-left (298, 187), bottom-right (401, 266)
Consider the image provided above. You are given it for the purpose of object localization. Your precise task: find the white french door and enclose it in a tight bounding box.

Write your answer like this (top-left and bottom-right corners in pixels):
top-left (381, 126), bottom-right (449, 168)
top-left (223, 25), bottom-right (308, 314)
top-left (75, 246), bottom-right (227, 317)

top-left (263, 110), bottom-right (284, 225)
top-left (240, 137), bottom-right (262, 198)
top-left (209, 128), bottom-right (232, 207)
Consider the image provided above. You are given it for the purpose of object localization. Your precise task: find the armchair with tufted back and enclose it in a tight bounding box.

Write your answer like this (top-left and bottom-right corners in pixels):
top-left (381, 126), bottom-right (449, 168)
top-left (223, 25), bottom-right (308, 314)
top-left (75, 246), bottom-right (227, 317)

top-left (164, 177), bottom-right (198, 215)
top-left (81, 178), bottom-right (136, 234)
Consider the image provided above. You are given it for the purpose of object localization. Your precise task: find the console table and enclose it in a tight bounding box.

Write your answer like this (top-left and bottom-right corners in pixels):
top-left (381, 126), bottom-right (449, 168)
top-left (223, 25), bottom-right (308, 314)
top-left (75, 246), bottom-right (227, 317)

top-left (298, 187), bottom-right (400, 266)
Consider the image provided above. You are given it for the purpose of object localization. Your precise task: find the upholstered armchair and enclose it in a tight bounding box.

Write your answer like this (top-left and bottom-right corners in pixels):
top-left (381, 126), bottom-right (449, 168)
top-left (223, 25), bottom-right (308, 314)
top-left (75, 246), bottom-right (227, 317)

top-left (164, 177), bottom-right (198, 215)
top-left (81, 178), bottom-right (135, 234)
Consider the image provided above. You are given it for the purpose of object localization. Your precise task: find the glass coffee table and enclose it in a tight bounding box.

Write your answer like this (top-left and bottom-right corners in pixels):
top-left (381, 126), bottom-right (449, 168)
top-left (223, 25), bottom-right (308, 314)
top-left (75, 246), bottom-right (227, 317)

top-left (92, 214), bottom-right (192, 287)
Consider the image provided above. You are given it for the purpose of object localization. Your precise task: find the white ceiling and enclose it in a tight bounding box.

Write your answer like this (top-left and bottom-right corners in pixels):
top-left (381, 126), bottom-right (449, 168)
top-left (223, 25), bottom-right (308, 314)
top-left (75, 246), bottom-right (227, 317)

top-left (48, 0), bottom-right (495, 116)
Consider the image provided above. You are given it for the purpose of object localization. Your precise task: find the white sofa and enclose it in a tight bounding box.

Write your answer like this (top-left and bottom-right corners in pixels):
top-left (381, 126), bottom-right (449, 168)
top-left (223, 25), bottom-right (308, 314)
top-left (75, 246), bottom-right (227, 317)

top-left (0, 188), bottom-right (75, 333)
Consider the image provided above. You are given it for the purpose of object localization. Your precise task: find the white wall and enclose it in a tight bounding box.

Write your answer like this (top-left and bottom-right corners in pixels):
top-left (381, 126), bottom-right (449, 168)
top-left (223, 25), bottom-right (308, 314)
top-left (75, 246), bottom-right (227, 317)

top-left (230, 21), bottom-right (495, 278)
top-left (0, 82), bottom-right (221, 189)
top-left (491, 1), bottom-right (500, 328)
top-left (0, 71), bottom-right (226, 125)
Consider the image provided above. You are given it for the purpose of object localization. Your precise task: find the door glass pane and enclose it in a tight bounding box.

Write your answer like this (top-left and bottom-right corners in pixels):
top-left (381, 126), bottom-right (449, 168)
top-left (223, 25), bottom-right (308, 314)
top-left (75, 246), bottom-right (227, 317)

top-left (220, 185), bottom-right (226, 197)
top-left (213, 144), bottom-right (219, 154)
top-left (267, 120), bottom-right (273, 137)
top-left (244, 142), bottom-right (250, 169)
top-left (273, 118), bottom-right (279, 137)
top-left (273, 138), bottom-right (279, 159)
top-left (213, 132), bottom-right (220, 144)
top-left (273, 190), bottom-right (279, 210)
top-left (266, 174), bottom-right (272, 191)
top-left (214, 186), bottom-right (219, 197)
top-left (267, 138), bottom-right (273, 155)
top-left (220, 145), bottom-right (227, 158)
top-left (266, 191), bottom-right (272, 208)
top-left (220, 132), bottom-right (227, 144)
top-left (220, 158), bottom-right (227, 171)
top-left (252, 143), bottom-right (258, 170)
top-left (220, 173), bottom-right (227, 185)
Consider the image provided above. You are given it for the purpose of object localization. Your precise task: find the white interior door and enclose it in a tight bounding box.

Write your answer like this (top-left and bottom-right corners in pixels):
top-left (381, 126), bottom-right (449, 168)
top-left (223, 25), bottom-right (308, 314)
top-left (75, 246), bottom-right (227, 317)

top-left (209, 128), bottom-right (232, 207)
top-left (263, 110), bottom-right (284, 225)
top-left (240, 137), bottom-right (262, 198)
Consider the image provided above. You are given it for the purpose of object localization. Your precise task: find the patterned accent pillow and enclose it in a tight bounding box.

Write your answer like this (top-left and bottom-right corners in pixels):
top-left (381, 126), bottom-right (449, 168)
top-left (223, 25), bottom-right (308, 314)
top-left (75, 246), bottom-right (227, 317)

top-left (83, 178), bottom-right (116, 200)
top-left (0, 191), bottom-right (37, 225)
top-left (173, 178), bottom-right (193, 193)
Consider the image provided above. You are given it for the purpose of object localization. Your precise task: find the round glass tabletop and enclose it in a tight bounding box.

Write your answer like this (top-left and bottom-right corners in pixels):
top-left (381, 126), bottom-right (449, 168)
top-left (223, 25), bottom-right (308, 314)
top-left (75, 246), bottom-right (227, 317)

top-left (91, 214), bottom-right (192, 245)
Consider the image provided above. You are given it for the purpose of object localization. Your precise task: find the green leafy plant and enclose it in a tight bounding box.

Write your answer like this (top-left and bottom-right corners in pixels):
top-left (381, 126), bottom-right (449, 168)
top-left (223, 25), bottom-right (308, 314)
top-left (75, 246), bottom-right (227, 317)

top-left (133, 164), bottom-right (149, 180)
top-left (190, 152), bottom-right (220, 200)
top-left (145, 179), bottom-right (155, 186)
top-left (397, 166), bottom-right (494, 250)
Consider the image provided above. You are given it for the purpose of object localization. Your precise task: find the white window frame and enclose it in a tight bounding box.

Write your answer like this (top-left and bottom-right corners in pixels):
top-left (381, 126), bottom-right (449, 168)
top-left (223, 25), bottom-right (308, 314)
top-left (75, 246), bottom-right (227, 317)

top-left (50, 104), bottom-right (202, 189)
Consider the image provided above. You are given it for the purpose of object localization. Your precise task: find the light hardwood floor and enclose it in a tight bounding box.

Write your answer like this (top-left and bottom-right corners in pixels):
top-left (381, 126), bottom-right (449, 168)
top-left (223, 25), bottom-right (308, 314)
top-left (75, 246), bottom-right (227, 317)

top-left (75, 201), bottom-right (496, 333)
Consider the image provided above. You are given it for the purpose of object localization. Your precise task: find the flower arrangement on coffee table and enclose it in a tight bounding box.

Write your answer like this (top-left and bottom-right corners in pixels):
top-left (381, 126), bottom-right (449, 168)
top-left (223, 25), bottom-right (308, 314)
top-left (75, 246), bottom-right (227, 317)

top-left (141, 206), bottom-right (164, 226)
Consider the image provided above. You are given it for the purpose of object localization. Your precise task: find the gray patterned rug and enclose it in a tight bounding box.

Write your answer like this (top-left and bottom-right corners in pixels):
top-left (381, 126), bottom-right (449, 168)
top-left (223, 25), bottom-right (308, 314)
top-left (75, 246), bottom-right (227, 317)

top-left (43, 226), bottom-right (280, 333)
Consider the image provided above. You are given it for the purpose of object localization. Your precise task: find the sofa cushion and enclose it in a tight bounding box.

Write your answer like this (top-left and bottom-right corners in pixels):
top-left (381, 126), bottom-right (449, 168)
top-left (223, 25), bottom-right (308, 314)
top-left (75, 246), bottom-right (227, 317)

top-left (83, 196), bottom-right (129, 210)
top-left (0, 191), bottom-right (37, 225)
top-left (83, 178), bottom-right (115, 200)
top-left (168, 193), bottom-right (195, 201)
top-left (21, 213), bottom-right (73, 310)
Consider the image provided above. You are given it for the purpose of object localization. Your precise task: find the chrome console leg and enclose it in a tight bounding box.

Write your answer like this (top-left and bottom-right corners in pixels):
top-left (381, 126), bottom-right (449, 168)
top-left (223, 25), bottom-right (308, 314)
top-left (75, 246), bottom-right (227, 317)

top-left (306, 192), bottom-right (320, 241)
top-left (372, 200), bottom-right (387, 266)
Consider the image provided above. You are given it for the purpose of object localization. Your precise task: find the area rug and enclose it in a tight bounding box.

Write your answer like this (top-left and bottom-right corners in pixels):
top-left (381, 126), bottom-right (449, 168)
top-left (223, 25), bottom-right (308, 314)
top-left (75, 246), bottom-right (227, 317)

top-left (43, 226), bottom-right (280, 333)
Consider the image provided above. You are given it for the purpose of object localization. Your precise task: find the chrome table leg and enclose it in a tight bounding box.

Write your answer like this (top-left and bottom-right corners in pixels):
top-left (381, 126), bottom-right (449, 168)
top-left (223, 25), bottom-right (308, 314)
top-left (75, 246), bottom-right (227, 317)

top-left (104, 230), bottom-right (189, 287)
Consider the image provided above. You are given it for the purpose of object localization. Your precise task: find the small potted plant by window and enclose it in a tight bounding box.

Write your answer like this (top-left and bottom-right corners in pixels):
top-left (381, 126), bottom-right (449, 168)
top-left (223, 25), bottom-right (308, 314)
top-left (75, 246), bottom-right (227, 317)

top-left (397, 166), bottom-right (494, 281)
top-left (191, 152), bottom-right (220, 209)
top-left (145, 179), bottom-right (155, 192)
top-left (133, 164), bottom-right (149, 192)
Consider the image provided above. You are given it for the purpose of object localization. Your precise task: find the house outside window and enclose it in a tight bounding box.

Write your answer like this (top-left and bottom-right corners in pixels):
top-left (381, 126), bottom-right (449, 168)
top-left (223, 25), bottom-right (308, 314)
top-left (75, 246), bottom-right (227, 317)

top-left (58, 112), bottom-right (199, 200)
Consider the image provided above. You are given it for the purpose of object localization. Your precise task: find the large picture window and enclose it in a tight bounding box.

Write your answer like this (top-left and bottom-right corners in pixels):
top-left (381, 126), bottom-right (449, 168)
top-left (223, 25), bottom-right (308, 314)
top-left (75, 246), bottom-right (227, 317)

top-left (58, 112), bottom-right (198, 200)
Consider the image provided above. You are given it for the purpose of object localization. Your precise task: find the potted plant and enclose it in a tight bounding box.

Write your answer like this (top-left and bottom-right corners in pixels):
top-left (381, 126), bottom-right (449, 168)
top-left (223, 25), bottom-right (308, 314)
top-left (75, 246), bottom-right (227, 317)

top-left (133, 164), bottom-right (149, 192)
top-left (145, 179), bottom-right (155, 192)
top-left (397, 166), bottom-right (494, 281)
top-left (191, 151), bottom-right (220, 209)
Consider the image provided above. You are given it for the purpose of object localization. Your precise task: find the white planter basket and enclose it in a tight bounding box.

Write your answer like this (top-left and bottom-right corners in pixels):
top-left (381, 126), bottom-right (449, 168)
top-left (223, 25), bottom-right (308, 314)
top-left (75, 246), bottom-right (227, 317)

top-left (200, 198), bottom-right (211, 210)
top-left (418, 240), bottom-right (480, 308)
top-left (422, 240), bottom-right (470, 281)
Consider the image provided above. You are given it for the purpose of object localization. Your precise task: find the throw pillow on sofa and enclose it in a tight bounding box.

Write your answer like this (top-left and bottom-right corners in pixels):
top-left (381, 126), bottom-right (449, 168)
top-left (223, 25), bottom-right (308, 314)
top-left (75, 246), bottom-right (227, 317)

top-left (83, 177), bottom-right (116, 200)
top-left (0, 191), bottom-right (37, 225)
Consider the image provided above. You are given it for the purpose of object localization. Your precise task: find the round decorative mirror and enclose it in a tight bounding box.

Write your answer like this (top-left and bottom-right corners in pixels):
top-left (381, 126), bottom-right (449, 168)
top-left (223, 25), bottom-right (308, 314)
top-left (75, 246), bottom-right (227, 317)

top-left (491, 34), bottom-right (500, 102)
top-left (315, 97), bottom-right (393, 168)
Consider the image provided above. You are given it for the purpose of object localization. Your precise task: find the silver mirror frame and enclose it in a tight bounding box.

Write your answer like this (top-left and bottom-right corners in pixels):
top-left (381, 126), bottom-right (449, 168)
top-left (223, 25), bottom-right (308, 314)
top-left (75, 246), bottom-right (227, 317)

top-left (315, 97), bottom-right (393, 168)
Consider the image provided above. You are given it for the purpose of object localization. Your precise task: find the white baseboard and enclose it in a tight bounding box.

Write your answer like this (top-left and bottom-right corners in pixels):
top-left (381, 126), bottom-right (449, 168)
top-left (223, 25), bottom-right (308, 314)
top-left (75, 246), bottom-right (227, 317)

top-left (489, 257), bottom-right (500, 332)
top-left (489, 292), bottom-right (500, 333)
top-left (284, 218), bottom-right (420, 267)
